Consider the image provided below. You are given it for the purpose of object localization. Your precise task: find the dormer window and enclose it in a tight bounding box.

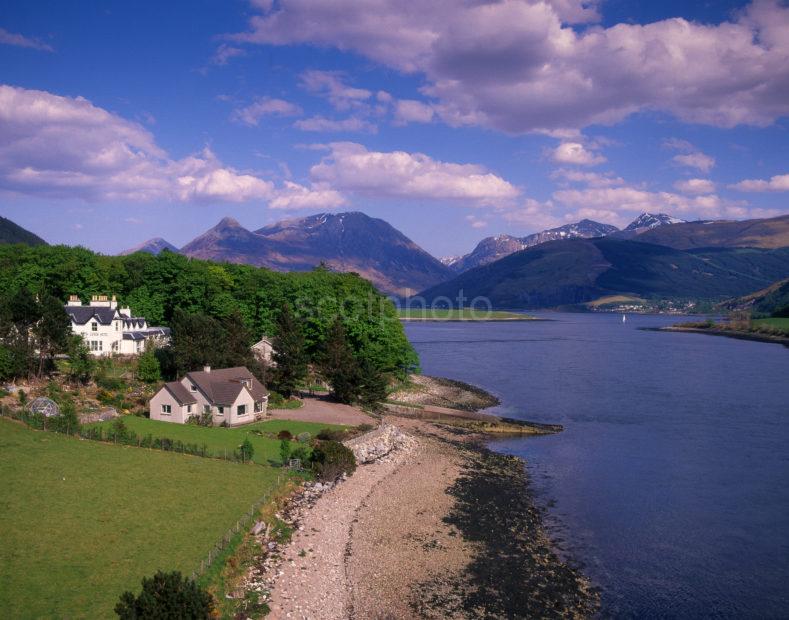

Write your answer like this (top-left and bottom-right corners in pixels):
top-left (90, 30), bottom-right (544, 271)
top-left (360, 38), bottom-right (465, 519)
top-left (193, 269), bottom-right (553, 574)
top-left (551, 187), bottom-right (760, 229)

top-left (190, 384), bottom-right (197, 392)
top-left (91, 322), bottom-right (98, 332)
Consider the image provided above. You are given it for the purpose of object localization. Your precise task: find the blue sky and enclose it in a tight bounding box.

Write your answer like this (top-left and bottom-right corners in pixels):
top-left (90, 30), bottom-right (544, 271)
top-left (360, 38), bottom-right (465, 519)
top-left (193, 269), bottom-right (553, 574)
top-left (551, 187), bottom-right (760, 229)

top-left (1, 0), bottom-right (788, 258)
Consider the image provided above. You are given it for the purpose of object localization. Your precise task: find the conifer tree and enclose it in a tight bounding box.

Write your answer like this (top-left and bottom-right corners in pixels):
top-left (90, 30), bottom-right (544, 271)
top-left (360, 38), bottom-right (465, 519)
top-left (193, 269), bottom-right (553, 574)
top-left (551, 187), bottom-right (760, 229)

top-left (271, 303), bottom-right (307, 397)
top-left (319, 318), bottom-right (361, 404)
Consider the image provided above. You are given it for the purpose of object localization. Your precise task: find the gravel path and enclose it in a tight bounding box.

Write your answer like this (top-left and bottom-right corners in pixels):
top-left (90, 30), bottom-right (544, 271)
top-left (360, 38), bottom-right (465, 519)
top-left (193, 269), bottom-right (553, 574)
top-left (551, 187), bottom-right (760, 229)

top-left (268, 397), bottom-right (375, 427)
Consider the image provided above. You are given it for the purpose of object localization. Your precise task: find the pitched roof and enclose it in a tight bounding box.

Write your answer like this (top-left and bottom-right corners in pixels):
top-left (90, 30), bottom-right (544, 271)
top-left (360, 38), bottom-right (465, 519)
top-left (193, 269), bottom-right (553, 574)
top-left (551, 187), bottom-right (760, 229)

top-left (163, 381), bottom-right (197, 405)
top-left (185, 366), bottom-right (268, 405)
top-left (64, 306), bottom-right (117, 325)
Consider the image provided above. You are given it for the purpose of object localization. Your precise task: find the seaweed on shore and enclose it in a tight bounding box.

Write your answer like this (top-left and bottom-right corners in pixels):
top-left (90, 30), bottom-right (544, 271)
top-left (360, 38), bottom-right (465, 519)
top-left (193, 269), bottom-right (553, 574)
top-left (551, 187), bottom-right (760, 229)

top-left (412, 440), bottom-right (599, 619)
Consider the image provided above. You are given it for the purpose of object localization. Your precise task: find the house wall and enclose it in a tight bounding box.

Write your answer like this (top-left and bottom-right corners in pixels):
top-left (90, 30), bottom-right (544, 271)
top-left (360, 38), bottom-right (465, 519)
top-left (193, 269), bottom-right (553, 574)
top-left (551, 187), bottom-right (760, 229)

top-left (71, 316), bottom-right (123, 356)
top-left (149, 389), bottom-right (194, 424)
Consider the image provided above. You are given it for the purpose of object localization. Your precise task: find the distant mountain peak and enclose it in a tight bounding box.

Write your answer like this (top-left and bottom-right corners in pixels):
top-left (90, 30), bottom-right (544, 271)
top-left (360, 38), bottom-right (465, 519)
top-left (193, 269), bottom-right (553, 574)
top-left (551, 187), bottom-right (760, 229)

top-left (214, 216), bottom-right (242, 229)
top-left (625, 213), bottom-right (685, 231)
top-left (121, 237), bottom-right (179, 256)
top-left (0, 215), bottom-right (47, 246)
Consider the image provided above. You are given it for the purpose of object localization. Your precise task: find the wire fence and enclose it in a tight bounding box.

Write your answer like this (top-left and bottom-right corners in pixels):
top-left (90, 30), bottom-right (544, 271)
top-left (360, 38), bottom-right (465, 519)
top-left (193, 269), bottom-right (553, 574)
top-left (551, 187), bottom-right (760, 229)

top-left (189, 485), bottom-right (280, 582)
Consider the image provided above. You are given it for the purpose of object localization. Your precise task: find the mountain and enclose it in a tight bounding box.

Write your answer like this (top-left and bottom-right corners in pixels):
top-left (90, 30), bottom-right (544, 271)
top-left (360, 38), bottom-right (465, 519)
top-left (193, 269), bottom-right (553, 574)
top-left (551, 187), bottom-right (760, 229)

top-left (625, 213), bottom-right (686, 232)
top-left (717, 278), bottom-right (789, 317)
top-left (0, 215), bottom-right (47, 246)
top-left (632, 214), bottom-right (789, 250)
top-left (420, 237), bottom-right (789, 309)
top-left (448, 219), bottom-right (619, 272)
top-left (121, 237), bottom-right (180, 255)
top-left (180, 212), bottom-right (453, 297)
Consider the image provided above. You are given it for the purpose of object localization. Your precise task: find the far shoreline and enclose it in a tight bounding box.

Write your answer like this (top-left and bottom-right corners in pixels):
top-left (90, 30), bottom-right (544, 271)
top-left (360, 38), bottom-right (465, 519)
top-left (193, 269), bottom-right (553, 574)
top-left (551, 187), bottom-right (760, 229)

top-left (643, 325), bottom-right (789, 348)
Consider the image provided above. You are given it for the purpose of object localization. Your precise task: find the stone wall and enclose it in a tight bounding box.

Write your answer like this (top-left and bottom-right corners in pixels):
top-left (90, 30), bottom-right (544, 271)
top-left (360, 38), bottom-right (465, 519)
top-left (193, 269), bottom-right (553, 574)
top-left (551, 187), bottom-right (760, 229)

top-left (343, 423), bottom-right (413, 464)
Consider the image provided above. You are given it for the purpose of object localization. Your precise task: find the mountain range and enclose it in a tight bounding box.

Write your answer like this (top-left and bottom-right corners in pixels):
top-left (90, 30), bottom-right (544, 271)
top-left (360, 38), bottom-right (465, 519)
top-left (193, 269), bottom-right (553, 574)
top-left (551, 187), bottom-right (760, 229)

top-left (0, 215), bottom-right (47, 246)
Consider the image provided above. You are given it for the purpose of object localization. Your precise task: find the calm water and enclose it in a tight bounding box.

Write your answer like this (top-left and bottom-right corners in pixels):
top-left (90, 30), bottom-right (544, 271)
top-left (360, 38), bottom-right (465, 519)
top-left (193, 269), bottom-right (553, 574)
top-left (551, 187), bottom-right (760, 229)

top-left (404, 313), bottom-right (789, 619)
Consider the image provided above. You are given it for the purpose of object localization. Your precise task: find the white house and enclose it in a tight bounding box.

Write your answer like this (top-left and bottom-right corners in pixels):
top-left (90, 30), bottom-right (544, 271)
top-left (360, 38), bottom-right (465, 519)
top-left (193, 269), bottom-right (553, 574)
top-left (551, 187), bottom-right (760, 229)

top-left (251, 336), bottom-right (275, 365)
top-left (64, 295), bottom-right (170, 356)
top-left (149, 366), bottom-right (268, 426)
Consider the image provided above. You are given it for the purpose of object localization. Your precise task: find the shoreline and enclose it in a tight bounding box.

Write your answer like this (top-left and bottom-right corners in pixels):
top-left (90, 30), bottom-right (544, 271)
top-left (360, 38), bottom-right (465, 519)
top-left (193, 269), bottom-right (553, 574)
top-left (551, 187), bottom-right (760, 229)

top-left (259, 418), bottom-right (598, 618)
top-left (645, 325), bottom-right (789, 347)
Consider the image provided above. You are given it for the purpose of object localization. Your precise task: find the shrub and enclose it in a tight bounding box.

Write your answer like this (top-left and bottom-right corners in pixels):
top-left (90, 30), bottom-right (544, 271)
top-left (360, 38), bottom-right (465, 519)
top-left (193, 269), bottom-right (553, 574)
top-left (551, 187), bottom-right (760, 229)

top-left (310, 440), bottom-right (356, 481)
top-left (115, 570), bottom-right (214, 619)
top-left (17, 389), bottom-right (27, 406)
top-left (277, 429), bottom-right (293, 440)
top-left (296, 431), bottom-right (311, 443)
top-left (279, 439), bottom-right (291, 465)
top-left (96, 374), bottom-right (125, 391)
top-left (237, 437), bottom-right (254, 462)
top-left (136, 347), bottom-right (161, 383)
top-left (291, 445), bottom-right (309, 464)
top-left (317, 428), bottom-right (346, 441)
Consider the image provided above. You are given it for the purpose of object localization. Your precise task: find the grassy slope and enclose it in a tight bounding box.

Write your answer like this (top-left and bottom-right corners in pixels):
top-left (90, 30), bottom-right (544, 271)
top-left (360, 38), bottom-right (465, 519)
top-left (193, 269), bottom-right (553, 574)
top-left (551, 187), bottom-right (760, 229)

top-left (397, 308), bottom-right (534, 320)
top-left (752, 317), bottom-right (789, 333)
top-left (87, 416), bottom-right (344, 464)
top-left (0, 419), bottom-right (285, 618)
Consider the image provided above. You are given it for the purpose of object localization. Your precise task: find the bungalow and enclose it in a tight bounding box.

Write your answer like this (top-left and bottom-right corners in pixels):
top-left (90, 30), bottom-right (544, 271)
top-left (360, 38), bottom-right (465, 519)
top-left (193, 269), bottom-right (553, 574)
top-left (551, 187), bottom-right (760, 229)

top-left (64, 294), bottom-right (170, 356)
top-left (251, 336), bottom-right (275, 365)
top-left (149, 366), bottom-right (268, 426)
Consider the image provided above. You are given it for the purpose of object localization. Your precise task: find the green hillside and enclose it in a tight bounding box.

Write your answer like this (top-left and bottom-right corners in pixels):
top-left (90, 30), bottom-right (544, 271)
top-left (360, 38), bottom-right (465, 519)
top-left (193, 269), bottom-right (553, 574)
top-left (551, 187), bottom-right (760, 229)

top-left (0, 215), bottom-right (47, 246)
top-left (420, 238), bottom-right (789, 309)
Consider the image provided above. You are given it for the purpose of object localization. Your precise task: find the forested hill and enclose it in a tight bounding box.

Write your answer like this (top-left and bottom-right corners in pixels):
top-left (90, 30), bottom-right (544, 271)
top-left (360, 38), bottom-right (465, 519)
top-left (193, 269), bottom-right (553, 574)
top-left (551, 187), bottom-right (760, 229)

top-left (0, 216), bottom-right (47, 246)
top-left (0, 244), bottom-right (418, 374)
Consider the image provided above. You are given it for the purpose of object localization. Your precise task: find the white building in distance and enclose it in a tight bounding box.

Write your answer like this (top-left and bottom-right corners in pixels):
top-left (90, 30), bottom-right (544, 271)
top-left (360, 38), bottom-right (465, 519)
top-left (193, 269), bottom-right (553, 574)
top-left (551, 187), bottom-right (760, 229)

top-left (64, 294), bottom-right (170, 356)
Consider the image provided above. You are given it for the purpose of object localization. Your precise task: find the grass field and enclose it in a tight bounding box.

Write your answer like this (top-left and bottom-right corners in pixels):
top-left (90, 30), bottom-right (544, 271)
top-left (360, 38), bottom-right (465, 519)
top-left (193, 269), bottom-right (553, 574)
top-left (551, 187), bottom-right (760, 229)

top-left (87, 416), bottom-right (345, 465)
top-left (0, 418), bottom-right (289, 619)
top-left (397, 308), bottom-right (535, 321)
top-left (752, 317), bottom-right (789, 333)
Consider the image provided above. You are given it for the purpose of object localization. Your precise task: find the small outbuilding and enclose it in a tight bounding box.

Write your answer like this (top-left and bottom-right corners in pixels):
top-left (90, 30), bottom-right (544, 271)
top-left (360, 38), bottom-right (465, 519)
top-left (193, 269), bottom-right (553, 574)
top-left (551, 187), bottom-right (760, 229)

top-left (28, 397), bottom-right (60, 418)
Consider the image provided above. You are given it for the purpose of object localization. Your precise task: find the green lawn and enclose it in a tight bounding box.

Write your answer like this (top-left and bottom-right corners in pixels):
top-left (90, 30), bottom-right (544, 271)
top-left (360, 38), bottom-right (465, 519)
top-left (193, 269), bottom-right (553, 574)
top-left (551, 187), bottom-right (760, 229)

top-left (397, 308), bottom-right (535, 321)
top-left (752, 317), bottom-right (789, 333)
top-left (0, 418), bottom-right (288, 619)
top-left (88, 416), bottom-right (345, 464)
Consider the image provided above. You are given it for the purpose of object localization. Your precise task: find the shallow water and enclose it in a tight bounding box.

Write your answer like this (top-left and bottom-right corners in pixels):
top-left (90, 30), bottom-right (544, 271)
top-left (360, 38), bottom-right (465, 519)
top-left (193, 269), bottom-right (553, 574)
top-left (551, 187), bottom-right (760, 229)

top-left (404, 313), bottom-right (789, 618)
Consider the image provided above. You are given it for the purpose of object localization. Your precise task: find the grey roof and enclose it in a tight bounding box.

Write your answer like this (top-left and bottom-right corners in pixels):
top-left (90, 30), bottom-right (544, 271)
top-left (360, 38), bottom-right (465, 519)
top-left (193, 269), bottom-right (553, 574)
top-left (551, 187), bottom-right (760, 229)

top-left (122, 327), bottom-right (171, 341)
top-left (64, 306), bottom-right (117, 325)
top-left (185, 366), bottom-right (268, 405)
top-left (163, 381), bottom-right (197, 405)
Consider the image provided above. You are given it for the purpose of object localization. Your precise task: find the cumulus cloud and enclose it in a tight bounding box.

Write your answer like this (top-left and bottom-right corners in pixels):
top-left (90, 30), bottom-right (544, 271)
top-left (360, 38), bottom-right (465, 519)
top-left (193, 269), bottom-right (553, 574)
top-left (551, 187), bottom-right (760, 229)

top-left (393, 99), bottom-right (435, 124)
top-left (551, 142), bottom-right (606, 166)
top-left (210, 43), bottom-right (246, 66)
top-left (0, 84), bottom-right (275, 202)
top-left (674, 178), bottom-right (716, 194)
top-left (309, 142), bottom-right (520, 206)
top-left (294, 115), bottom-right (377, 133)
top-left (673, 152), bottom-right (716, 173)
top-left (730, 173), bottom-right (789, 192)
top-left (550, 169), bottom-right (624, 187)
top-left (231, 97), bottom-right (302, 126)
top-left (0, 27), bottom-right (53, 52)
top-left (299, 70), bottom-right (371, 111)
top-left (268, 180), bottom-right (348, 209)
top-left (230, 0), bottom-right (789, 133)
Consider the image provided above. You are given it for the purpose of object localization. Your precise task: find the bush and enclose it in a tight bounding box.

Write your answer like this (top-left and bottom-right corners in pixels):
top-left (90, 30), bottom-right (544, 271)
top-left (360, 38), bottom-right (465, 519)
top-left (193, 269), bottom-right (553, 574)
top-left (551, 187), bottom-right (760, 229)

top-left (279, 438), bottom-right (291, 465)
top-left (310, 440), bottom-right (356, 481)
top-left (276, 429), bottom-right (293, 440)
top-left (296, 432), bottom-right (311, 443)
top-left (291, 445), bottom-right (309, 464)
top-left (317, 428), bottom-right (346, 441)
top-left (237, 437), bottom-right (254, 462)
top-left (17, 389), bottom-right (27, 406)
top-left (96, 374), bottom-right (126, 391)
top-left (115, 570), bottom-right (214, 619)
top-left (137, 347), bottom-right (161, 383)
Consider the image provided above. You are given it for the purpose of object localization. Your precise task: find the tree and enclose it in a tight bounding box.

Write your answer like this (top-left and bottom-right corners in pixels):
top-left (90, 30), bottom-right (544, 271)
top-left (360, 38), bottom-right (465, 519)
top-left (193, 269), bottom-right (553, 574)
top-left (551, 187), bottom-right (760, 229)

top-left (271, 303), bottom-right (307, 398)
top-left (115, 570), bottom-right (214, 619)
top-left (170, 309), bottom-right (225, 374)
top-left (319, 318), bottom-right (361, 404)
top-left (238, 437), bottom-right (254, 463)
top-left (66, 335), bottom-right (95, 384)
top-left (137, 346), bottom-right (161, 383)
top-left (357, 354), bottom-right (389, 410)
top-left (33, 294), bottom-right (71, 377)
top-left (279, 438), bottom-right (291, 465)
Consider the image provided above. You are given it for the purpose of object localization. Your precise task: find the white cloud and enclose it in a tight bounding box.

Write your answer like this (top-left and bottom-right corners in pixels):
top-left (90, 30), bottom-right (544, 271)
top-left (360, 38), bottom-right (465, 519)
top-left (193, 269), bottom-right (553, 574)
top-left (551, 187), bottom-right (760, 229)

top-left (465, 214), bottom-right (488, 229)
top-left (210, 43), bottom-right (246, 66)
top-left (393, 99), bottom-right (434, 124)
top-left (551, 142), bottom-right (606, 166)
top-left (231, 97), bottom-right (302, 126)
top-left (231, 0), bottom-right (789, 133)
top-left (730, 173), bottom-right (789, 192)
top-left (309, 142), bottom-right (520, 206)
top-left (674, 178), bottom-right (716, 194)
top-left (0, 27), bottom-right (53, 52)
top-left (0, 84), bottom-right (275, 202)
top-left (551, 169), bottom-right (624, 188)
top-left (299, 70), bottom-right (371, 111)
top-left (673, 152), bottom-right (716, 173)
top-left (268, 181), bottom-right (348, 209)
top-left (294, 115), bottom-right (377, 133)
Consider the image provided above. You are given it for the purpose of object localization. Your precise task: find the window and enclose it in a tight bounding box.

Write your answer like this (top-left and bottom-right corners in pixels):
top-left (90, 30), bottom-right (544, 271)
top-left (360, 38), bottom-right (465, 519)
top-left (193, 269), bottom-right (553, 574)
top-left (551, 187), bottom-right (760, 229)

top-left (217, 406), bottom-right (224, 416)
top-left (186, 404), bottom-right (192, 413)
top-left (115, 321), bottom-right (119, 331)
top-left (161, 404), bottom-right (171, 414)
top-left (237, 405), bottom-right (247, 416)
top-left (91, 322), bottom-right (98, 332)
top-left (89, 340), bottom-right (102, 352)
top-left (190, 384), bottom-right (197, 392)
top-left (254, 401), bottom-right (262, 413)
top-left (203, 405), bottom-right (211, 414)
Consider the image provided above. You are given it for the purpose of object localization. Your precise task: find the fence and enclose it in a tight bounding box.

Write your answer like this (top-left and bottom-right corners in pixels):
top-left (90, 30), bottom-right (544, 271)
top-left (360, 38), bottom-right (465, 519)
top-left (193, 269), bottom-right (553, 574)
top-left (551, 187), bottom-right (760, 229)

top-left (189, 485), bottom-right (280, 582)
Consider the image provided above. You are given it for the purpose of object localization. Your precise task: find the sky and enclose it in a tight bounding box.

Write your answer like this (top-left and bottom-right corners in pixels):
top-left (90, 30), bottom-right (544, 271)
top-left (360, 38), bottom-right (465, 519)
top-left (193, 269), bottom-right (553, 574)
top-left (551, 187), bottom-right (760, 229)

top-left (1, 0), bottom-right (788, 259)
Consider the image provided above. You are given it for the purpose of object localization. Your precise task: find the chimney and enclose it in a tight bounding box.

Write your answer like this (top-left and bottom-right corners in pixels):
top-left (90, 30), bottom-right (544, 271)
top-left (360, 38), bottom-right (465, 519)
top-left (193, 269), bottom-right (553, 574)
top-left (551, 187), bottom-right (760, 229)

top-left (203, 365), bottom-right (211, 373)
top-left (66, 295), bottom-right (82, 306)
